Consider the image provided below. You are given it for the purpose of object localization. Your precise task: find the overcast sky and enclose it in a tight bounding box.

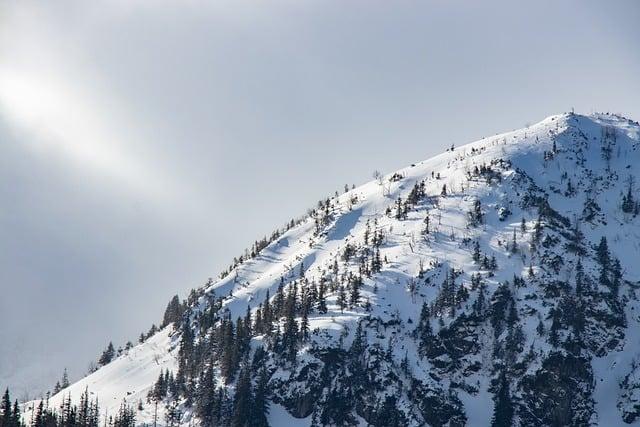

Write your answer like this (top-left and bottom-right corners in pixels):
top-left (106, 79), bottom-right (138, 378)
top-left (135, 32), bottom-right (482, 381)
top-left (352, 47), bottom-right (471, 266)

top-left (1, 0), bottom-right (639, 396)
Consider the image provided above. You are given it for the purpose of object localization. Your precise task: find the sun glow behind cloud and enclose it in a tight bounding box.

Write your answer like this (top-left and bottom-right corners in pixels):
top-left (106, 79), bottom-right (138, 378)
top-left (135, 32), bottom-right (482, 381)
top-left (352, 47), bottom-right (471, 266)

top-left (0, 66), bottom-right (173, 200)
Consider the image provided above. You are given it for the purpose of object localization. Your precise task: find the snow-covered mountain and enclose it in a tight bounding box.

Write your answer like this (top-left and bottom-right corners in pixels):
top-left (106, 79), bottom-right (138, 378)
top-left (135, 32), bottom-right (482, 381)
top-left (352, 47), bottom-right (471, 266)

top-left (23, 112), bottom-right (640, 426)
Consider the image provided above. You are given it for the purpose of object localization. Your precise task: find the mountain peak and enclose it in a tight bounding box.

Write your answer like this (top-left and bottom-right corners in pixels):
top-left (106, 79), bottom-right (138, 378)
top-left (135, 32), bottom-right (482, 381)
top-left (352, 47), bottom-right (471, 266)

top-left (24, 112), bottom-right (640, 426)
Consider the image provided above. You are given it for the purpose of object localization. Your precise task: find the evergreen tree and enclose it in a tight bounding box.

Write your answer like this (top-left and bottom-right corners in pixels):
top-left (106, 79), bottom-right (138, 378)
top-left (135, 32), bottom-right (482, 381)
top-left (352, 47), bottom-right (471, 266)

top-left (416, 303), bottom-right (434, 356)
top-left (317, 282), bottom-right (328, 314)
top-left (61, 369), bottom-right (70, 389)
top-left (282, 306), bottom-right (299, 362)
top-left (549, 307), bottom-right (561, 347)
top-left (337, 284), bottom-right (347, 313)
top-left (300, 305), bottom-right (310, 344)
top-left (113, 401), bottom-right (136, 427)
top-left (510, 228), bottom-right (518, 253)
top-left (232, 368), bottom-right (253, 427)
top-left (33, 401), bottom-right (44, 427)
top-left (98, 342), bottom-right (115, 366)
top-left (349, 274), bottom-right (361, 307)
top-left (162, 295), bottom-right (184, 328)
top-left (1, 389), bottom-right (12, 427)
top-left (575, 259), bottom-right (586, 296)
top-left (622, 178), bottom-right (636, 214)
top-left (472, 282), bottom-right (487, 318)
top-left (469, 199), bottom-right (483, 226)
top-left (612, 258), bottom-right (622, 297)
top-left (262, 290), bottom-right (272, 334)
top-left (220, 316), bottom-right (238, 382)
top-left (11, 401), bottom-right (20, 427)
top-left (251, 370), bottom-right (270, 427)
top-left (472, 240), bottom-right (481, 263)
top-left (195, 364), bottom-right (220, 427)
top-left (374, 396), bottom-right (407, 427)
top-left (422, 214), bottom-right (430, 236)
top-left (491, 372), bottom-right (514, 427)
top-left (274, 279), bottom-right (285, 318)
top-left (596, 236), bottom-right (610, 271)
top-left (77, 388), bottom-right (90, 427)
top-left (164, 401), bottom-right (181, 427)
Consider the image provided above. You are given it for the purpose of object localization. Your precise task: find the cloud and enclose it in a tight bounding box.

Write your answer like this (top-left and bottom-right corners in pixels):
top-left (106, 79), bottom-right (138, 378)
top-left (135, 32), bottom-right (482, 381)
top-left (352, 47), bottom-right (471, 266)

top-left (0, 69), bottom-right (170, 199)
top-left (0, 2), bottom-right (179, 202)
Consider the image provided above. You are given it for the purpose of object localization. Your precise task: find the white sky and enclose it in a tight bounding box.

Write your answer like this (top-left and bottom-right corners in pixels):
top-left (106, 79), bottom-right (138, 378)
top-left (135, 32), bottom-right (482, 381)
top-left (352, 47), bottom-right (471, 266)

top-left (1, 0), bottom-right (639, 396)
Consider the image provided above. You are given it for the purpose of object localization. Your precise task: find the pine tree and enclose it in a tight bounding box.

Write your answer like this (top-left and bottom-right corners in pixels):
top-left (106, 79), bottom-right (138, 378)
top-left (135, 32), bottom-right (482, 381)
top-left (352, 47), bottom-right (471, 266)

top-left (472, 240), bottom-right (481, 263)
top-left (622, 178), bottom-right (635, 214)
top-left (300, 305), bottom-right (310, 343)
top-left (395, 197), bottom-right (403, 220)
top-left (375, 396), bottom-right (407, 427)
top-left (575, 259), bottom-right (586, 296)
top-left (491, 372), bottom-right (514, 427)
top-left (98, 342), bottom-right (115, 366)
top-left (1, 389), bottom-right (12, 427)
top-left (178, 317), bottom-right (195, 365)
top-left (77, 387), bottom-right (90, 427)
top-left (113, 401), bottom-right (136, 427)
top-left (422, 214), bottom-right (430, 235)
top-left (549, 307), bottom-right (561, 347)
top-left (195, 364), bottom-right (220, 427)
top-left (337, 284), bottom-right (347, 313)
top-left (533, 215), bottom-right (543, 244)
top-left (612, 258), bottom-right (622, 297)
top-left (416, 303), bottom-right (434, 356)
top-left (469, 199), bottom-right (483, 226)
top-left (317, 281), bottom-right (328, 314)
top-left (251, 369), bottom-right (270, 427)
top-left (596, 236), bottom-right (616, 294)
top-left (150, 370), bottom-right (167, 401)
top-left (162, 295), bottom-right (184, 328)
top-left (274, 279), bottom-right (285, 318)
top-left (11, 400), bottom-right (20, 427)
top-left (349, 274), bottom-right (361, 307)
top-left (232, 368), bottom-right (253, 427)
top-left (364, 220), bottom-right (370, 245)
top-left (282, 287), bottom-right (299, 362)
top-left (61, 369), bottom-right (70, 389)
top-left (164, 401), bottom-right (181, 427)
top-left (33, 401), bottom-right (44, 427)
top-left (473, 282), bottom-right (487, 318)
top-left (596, 236), bottom-right (610, 271)
top-left (510, 228), bottom-right (518, 253)
top-left (262, 290), bottom-right (272, 334)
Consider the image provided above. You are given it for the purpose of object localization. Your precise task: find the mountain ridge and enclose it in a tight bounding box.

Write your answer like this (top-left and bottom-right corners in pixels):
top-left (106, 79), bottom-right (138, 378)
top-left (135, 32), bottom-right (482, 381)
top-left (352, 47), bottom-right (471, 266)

top-left (21, 111), bottom-right (640, 426)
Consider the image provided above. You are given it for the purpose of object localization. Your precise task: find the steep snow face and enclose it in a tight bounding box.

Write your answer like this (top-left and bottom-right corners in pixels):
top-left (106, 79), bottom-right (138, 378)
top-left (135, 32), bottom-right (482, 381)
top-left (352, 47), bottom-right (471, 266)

top-left (26, 113), bottom-right (640, 426)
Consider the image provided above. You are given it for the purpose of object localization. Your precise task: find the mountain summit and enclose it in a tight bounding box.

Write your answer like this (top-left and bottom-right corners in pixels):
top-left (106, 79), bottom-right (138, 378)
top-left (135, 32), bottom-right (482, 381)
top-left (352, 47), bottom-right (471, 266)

top-left (24, 113), bottom-right (640, 426)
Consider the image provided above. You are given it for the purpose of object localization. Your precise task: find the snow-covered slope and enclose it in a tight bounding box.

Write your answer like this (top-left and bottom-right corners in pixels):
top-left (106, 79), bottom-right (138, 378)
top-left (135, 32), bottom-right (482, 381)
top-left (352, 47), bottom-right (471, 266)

top-left (26, 112), bottom-right (640, 426)
top-left (23, 328), bottom-right (178, 423)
